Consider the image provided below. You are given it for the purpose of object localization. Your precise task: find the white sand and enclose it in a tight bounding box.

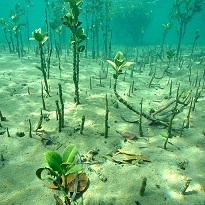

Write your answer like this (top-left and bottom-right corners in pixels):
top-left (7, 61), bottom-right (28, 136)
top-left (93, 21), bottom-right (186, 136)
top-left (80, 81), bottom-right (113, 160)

top-left (0, 46), bottom-right (205, 205)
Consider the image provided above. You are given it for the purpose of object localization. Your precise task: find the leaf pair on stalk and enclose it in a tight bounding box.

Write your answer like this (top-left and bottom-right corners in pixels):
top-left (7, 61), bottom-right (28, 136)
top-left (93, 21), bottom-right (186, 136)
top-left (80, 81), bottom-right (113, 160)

top-left (107, 51), bottom-right (135, 79)
top-left (36, 144), bottom-right (83, 195)
top-left (36, 144), bottom-right (82, 179)
top-left (29, 28), bottom-right (48, 45)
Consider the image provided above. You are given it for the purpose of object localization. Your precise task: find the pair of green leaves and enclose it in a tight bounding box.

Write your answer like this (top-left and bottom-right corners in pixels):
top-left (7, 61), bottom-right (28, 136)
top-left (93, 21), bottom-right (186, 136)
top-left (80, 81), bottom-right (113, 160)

top-left (106, 51), bottom-right (135, 79)
top-left (76, 27), bottom-right (87, 43)
top-left (63, 0), bottom-right (82, 24)
top-left (36, 144), bottom-right (83, 180)
top-left (69, 27), bottom-right (87, 52)
top-left (162, 22), bottom-right (172, 30)
top-left (166, 49), bottom-right (175, 60)
top-left (29, 28), bottom-right (48, 45)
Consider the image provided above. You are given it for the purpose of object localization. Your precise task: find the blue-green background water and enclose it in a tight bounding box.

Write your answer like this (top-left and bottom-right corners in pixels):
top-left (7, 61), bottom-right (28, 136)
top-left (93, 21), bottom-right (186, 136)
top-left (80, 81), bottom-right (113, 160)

top-left (0, 0), bottom-right (205, 47)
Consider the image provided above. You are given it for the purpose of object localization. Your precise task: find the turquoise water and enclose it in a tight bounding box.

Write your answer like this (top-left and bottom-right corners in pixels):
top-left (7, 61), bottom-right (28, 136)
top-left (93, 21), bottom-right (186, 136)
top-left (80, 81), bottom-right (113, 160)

top-left (0, 0), bottom-right (204, 46)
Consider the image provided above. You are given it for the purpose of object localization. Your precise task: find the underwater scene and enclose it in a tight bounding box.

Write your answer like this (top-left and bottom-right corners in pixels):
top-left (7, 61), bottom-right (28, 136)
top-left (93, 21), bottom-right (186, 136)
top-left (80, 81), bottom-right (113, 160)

top-left (0, 0), bottom-right (205, 204)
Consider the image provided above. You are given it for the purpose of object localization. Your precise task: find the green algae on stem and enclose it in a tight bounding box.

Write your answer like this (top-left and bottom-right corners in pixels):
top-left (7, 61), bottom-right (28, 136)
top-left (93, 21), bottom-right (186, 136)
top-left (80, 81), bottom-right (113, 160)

top-left (58, 83), bottom-right (64, 128)
top-left (36, 109), bottom-right (43, 131)
top-left (56, 100), bottom-right (62, 133)
top-left (61, 0), bottom-right (88, 104)
top-left (30, 28), bottom-right (50, 96)
top-left (164, 85), bottom-right (180, 150)
top-left (139, 177), bottom-right (147, 197)
top-left (104, 94), bottom-right (109, 138)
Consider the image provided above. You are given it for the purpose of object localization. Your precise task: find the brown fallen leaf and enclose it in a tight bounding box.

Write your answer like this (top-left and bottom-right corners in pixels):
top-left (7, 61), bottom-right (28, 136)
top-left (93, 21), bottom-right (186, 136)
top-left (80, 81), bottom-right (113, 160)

top-left (116, 130), bottom-right (137, 140)
top-left (111, 154), bottom-right (130, 164)
top-left (117, 149), bottom-right (151, 162)
top-left (124, 154), bottom-right (151, 162)
top-left (117, 149), bottom-right (136, 155)
top-left (123, 155), bottom-right (139, 161)
top-left (67, 173), bottom-right (89, 193)
top-left (48, 173), bottom-right (89, 193)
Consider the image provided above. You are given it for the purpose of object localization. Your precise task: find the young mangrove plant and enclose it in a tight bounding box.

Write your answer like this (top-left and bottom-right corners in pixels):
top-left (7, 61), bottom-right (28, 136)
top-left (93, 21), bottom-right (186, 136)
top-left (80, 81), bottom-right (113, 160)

top-left (106, 51), bottom-right (137, 111)
top-left (49, 18), bottom-right (63, 78)
top-left (160, 22), bottom-right (172, 57)
top-left (165, 49), bottom-right (175, 75)
top-left (169, 0), bottom-right (203, 57)
top-left (107, 51), bottom-right (168, 127)
top-left (0, 18), bottom-right (13, 53)
top-left (190, 29), bottom-right (200, 59)
top-left (164, 85), bottom-right (180, 150)
top-left (61, 0), bottom-right (88, 104)
top-left (30, 28), bottom-right (50, 96)
top-left (10, 3), bottom-right (26, 58)
top-left (36, 144), bottom-right (85, 205)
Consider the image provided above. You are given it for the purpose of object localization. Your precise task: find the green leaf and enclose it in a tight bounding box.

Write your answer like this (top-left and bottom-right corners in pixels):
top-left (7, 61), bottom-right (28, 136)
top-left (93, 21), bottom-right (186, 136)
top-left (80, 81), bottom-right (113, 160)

top-left (78, 34), bottom-right (88, 42)
top-left (30, 28), bottom-right (48, 44)
top-left (75, 0), bottom-right (82, 5)
top-left (71, 5), bottom-right (80, 18)
top-left (49, 21), bottom-right (58, 30)
top-left (62, 144), bottom-right (77, 164)
top-left (36, 163), bottom-right (49, 180)
top-left (119, 61), bottom-right (135, 70)
top-left (45, 151), bottom-right (63, 165)
top-left (114, 51), bottom-right (125, 68)
top-left (36, 163), bottom-right (58, 180)
top-left (77, 45), bottom-right (85, 52)
top-left (76, 28), bottom-right (88, 43)
top-left (76, 27), bottom-right (83, 38)
top-left (44, 151), bottom-right (63, 174)
top-left (65, 164), bottom-right (83, 175)
top-left (61, 13), bottom-right (72, 28)
top-left (47, 177), bottom-right (57, 184)
top-left (106, 60), bottom-right (117, 71)
top-left (107, 51), bottom-right (135, 78)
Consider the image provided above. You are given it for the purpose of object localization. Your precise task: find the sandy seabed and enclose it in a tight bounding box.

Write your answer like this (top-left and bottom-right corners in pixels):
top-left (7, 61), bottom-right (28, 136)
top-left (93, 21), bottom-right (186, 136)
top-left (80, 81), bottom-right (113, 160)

top-left (0, 46), bottom-right (205, 205)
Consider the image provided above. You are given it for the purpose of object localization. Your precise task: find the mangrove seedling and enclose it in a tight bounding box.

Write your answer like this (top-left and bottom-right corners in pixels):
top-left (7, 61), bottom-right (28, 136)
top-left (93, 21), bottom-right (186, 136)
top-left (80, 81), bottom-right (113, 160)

top-left (190, 29), bottom-right (200, 59)
top-left (107, 51), bottom-right (168, 127)
top-left (106, 51), bottom-right (135, 80)
top-left (61, 0), bottom-right (88, 104)
top-left (10, 3), bottom-right (26, 57)
top-left (36, 144), bottom-right (84, 205)
top-left (169, 0), bottom-right (203, 57)
top-left (0, 18), bottom-right (13, 53)
top-left (164, 85), bottom-right (180, 150)
top-left (160, 22), bottom-right (172, 56)
top-left (166, 49), bottom-right (175, 62)
top-left (30, 28), bottom-right (50, 96)
top-left (165, 49), bottom-right (175, 75)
